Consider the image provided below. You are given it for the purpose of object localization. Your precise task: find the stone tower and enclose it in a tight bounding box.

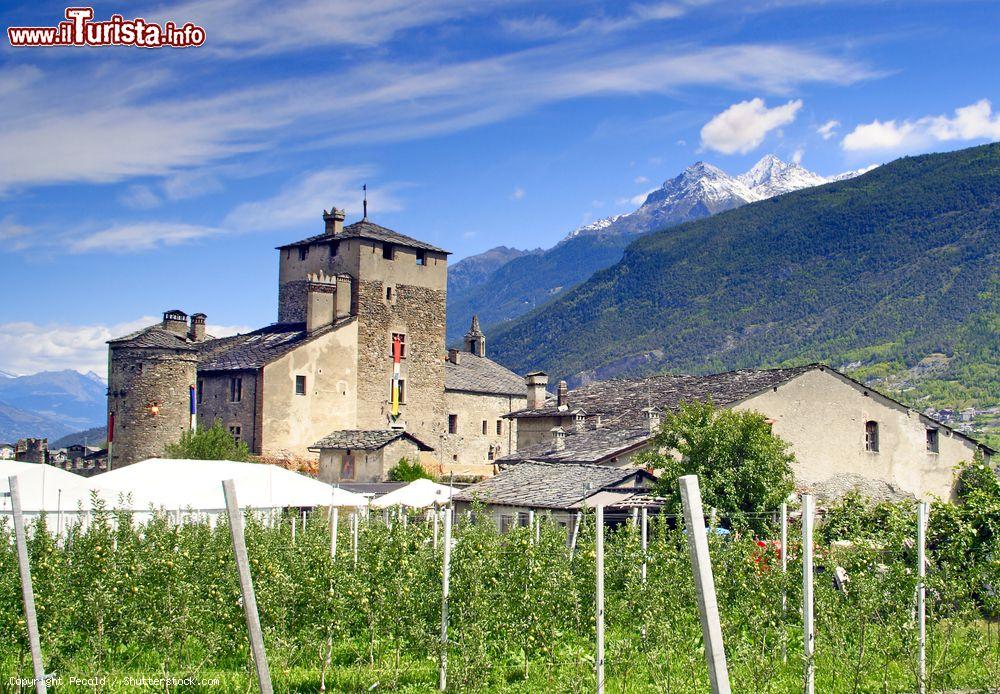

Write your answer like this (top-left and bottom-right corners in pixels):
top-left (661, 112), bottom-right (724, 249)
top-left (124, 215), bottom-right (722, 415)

top-left (463, 315), bottom-right (486, 357)
top-left (275, 208), bottom-right (449, 446)
top-left (106, 310), bottom-right (206, 467)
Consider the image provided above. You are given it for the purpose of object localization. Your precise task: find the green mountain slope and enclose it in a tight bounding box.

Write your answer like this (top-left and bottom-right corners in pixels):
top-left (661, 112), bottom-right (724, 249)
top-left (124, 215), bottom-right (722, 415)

top-left (490, 143), bottom-right (1000, 440)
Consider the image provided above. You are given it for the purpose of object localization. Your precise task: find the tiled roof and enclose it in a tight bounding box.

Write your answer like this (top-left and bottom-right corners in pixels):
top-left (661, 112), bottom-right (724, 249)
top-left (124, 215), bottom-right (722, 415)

top-left (107, 325), bottom-right (198, 350)
top-left (508, 365), bottom-right (818, 426)
top-left (445, 353), bottom-right (525, 396)
top-left (277, 219), bottom-right (449, 254)
top-left (196, 319), bottom-right (352, 371)
top-left (498, 425), bottom-right (651, 465)
top-left (310, 429), bottom-right (434, 451)
top-left (453, 462), bottom-right (655, 510)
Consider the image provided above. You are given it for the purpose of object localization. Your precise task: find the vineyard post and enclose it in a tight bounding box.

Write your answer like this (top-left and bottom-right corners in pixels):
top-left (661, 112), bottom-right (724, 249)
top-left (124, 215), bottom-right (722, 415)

top-left (8, 476), bottom-right (48, 694)
top-left (330, 507), bottom-right (339, 559)
top-left (641, 506), bottom-right (648, 640)
top-left (302, 509), bottom-right (307, 532)
top-left (569, 511), bottom-right (581, 558)
top-left (433, 504), bottom-right (440, 549)
top-left (679, 475), bottom-right (732, 694)
top-left (291, 515), bottom-right (297, 545)
top-left (528, 509), bottom-right (535, 544)
top-left (596, 504), bottom-right (605, 694)
top-left (534, 512), bottom-right (541, 544)
top-left (917, 501), bottom-right (928, 694)
top-left (780, 501), bottom-right (788, 664)
top-left (222, 480), bottom-right (273, 694)
top-left (351, 511), bottom-right (359, 567)
top-left (802, 493), bottom-right (815, 694)
top-left (439, 503), bottom-right (453, 691)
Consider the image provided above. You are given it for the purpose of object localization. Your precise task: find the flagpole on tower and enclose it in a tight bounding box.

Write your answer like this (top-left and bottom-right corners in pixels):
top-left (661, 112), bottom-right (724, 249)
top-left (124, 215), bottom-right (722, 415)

top-left (362, 184), bottom-right (368, 220)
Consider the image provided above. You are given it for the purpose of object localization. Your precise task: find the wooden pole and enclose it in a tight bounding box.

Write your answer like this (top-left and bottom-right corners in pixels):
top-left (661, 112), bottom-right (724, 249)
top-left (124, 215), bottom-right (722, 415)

top-left (802, 493), bottom-right (815, 694)
top-left (534, 511), bottom-right (541, 544)
top-left (222, 480), bottom-right (273, 694)
top-left (330, 507), bottom-right (339, 560)
top-left (8, 476), bottom-right (47, 694)
top-left (641, 506), bottom-right (648, 640)
top-left (679, 475), bottom-right (731, 694)
top-left (439, 504), bottom-right (452, 691)
top-left (917, 501), bottom-right (928, 694)
top-left (569, 511), bottom-right (581, 559)
top-left (291, 515), bottom-right (296, 545)
top-left (433, 504), bottom-right (440, 549)
top-left (780, 501), bottom-right (788, 664)
top-left (528, 509), bottom-right (535, 544)
top-left (352, 511), bottom-right (359, 567)
top-left (595, 504), bottom-right (605, 694)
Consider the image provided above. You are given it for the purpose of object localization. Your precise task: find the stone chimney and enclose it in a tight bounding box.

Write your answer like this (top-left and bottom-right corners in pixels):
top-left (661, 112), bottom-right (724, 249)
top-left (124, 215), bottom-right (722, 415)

top-left (525, 371), bottom-right (548, 409)
top-left (448, 348), bottom-right (461, 365)
top-left (574, 410), bottom-right (586, 432)
top-left (642, 407), bottom-right (661, 434)
top-left (323, 207), bottom-right (346, 235)
top-left (557, 380), bottom-right (568, 408)
top-left (551, 426), bottom-right (566, 451)
top-left (162, 309), bottom-right (188, 335)
top-left (306, 272), bottom-right (336, 332)
top-left (594, 414), bottom-right (603, 429)
top-left (335, 273), bottom-right (354, 319)
top-left (188, 313), bottom-right (207, 341)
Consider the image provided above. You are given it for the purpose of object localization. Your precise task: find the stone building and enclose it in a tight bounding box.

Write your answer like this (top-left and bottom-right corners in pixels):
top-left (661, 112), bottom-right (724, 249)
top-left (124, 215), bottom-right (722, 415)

top-left (0, 443), bottom-right (14, 460)
top-left (502, 364), bottom-right (995, 501)
top-left (107, 207), bottom-right (529, 477)
top-left (13, 437), bottom-right (47, 464)
top-left (310, 429), bottom-right (434, 483)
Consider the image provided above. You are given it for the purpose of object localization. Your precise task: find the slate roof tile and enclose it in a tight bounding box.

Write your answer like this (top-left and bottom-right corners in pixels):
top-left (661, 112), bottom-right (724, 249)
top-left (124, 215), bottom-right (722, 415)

top-left (444, 353), bottom-right (525, 396)
top-left (310, 429), bottom-right (434, 451)
top-left (277, 219), bottom-right (449, 254)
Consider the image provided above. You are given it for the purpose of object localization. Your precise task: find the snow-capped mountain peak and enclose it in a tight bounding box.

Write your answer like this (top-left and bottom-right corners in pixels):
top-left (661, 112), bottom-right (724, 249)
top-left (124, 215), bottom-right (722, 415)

top-left (738, 155), bottom-right (828, 198)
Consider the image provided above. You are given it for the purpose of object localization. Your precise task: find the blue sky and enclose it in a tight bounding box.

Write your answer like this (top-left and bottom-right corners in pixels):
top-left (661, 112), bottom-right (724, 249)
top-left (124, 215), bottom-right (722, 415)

top-left (1, 0), bottom-right (998, 375)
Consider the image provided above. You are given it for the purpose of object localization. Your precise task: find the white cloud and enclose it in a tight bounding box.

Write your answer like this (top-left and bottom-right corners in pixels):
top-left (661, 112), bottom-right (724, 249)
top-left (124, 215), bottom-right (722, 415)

top-left (70, 223), bottom-right (224, 253)
top-left (817, 119), bottom-right (840, 140)
top-left (634, 175), bottom-right (649, 184)
top-left (617, 187), bottom-right (657, 207)
top-left (162, 170), bottom-right (224, 200)
top-left (842, 99), bottom-right (1000, 152)
top-left (224, 167), bottom-right (403, 232)
top-left (700, 97), bottom-right (803, 154)
top-left (791, 148), bottom-right (804, 164)
top-left (509, 187), bottom-right (526, 200)
top-left (120, 185), bottom-right (161, 210)
top-left (0, 317), bottom-right (247, 375)
top-left (0, 42), bottom-right (869, 193)
top-left (0, 216), bottom-right (34, 251)
top-left (503, 2), bottom-right (686, 39)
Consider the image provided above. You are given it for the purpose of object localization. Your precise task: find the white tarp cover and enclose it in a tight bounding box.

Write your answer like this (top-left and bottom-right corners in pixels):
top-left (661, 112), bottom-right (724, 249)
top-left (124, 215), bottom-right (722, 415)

top-left (86, 458), bottom-right (369, 511)
top-left (1, 461), bottom-right (94, 513)
top-left (371, 478), bottom-right (455, 509)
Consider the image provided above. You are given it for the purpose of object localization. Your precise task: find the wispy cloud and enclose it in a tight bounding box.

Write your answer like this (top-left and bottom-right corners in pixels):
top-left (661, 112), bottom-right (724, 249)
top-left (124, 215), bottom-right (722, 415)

top-left (69, 223), bottom-right (225, 253)
top-left (817, 119), bottom-right (840, 140)
top-left (842, 99), bottom-right (1000, 152)
top-left (0, 41), bottom-right (871, 194)
top-left (120, 185), bottom-right (162, 210)
top-left (509, 186), bottom-right (526, 200)
top-left (0, 316), bottom-right (248, 375)
top-left (0, 215), bottom-right (35, 252)
top-left (502, 2), bottom-right (687, 39)
top-left (700, 97), bottom-right (802, 154)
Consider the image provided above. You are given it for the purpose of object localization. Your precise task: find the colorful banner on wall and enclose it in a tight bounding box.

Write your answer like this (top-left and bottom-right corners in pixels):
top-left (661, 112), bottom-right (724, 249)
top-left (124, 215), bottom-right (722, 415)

top-left (391, 334), bottom-right (402, 418)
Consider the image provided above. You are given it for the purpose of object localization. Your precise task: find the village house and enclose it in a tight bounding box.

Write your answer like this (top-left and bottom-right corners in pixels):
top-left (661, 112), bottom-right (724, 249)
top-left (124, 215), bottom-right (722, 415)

top-left (107, 207), bottom-right (528, 479)
top-left (0, 443), bottom-right (13, 460)
top-left (453, 461), bottom-right (658, 531)
top-left (502, 364), bottom-right (994, 501)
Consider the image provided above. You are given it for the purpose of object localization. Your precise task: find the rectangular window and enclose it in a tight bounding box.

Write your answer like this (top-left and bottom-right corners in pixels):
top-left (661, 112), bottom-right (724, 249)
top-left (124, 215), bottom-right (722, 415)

top-left (926, 428), bottom-right (939, 453)
top-left (518, 511), bottom-right (530, 527)
top-left (482, 420), bottom-right (488, 435)
top-left (391, 333), bottom-right (406, 359)
top-left (382, 243), bottom-right (394, 260)
top-left (448, 414), bottom-right (458, 434)
top-left (229, 377), bottom-right (242, 403)
top-left (500, 515), bottom-right (513, 533)
top-left (228, 425), bottom-right (242, 443)
top-left (331, 241), bottom-right (339, 257)
top-left (197, 380), bottom-right (204, 404)
top-left (865, 420), bottom-right (879, 452)
top-left (416, 250), bottom-right (426, 266)
top-left (496, 420), bottom-right (503, 435)
top-left (295, 375), bottom-right (306, 395)
top-left (298, 246), bottom-right (308, 260)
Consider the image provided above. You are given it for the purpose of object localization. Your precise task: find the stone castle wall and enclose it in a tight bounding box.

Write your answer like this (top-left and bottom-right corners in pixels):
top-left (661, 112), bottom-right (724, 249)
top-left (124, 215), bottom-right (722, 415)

top-left (439, 390), bottom-right (524, 476)
top-left (108, 346), bottom-right (197, 467)
top-left (196, 370), bottom-right (260, 453)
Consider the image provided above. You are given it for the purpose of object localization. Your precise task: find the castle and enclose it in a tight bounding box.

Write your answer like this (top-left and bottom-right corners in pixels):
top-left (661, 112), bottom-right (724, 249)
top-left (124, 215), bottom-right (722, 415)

top-left (107, 208), bottom-right (527, 480)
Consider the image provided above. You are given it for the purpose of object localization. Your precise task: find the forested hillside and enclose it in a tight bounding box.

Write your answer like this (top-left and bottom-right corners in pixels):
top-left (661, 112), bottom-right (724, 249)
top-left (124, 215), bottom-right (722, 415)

top-left (490, 143), bottom-right (1000, 444)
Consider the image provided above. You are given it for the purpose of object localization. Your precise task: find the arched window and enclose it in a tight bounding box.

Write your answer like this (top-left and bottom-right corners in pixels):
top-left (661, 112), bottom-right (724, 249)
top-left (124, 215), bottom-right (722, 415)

top-left (865, 421), bottom-right (879, 452)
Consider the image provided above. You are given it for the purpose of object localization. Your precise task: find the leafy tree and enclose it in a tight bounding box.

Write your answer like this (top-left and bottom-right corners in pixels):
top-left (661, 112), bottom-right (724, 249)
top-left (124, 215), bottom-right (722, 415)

top-left (163, 419), bottom-right (250, 461)
top-left (640, 401), bottom-right (795, 530)
top-left (387, 457), bottom-right (433, 482)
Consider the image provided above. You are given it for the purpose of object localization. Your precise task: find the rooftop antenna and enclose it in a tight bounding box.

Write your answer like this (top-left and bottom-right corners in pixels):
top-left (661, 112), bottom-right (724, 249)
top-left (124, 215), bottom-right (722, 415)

top-left (362, 184), bottom-right (368, 220)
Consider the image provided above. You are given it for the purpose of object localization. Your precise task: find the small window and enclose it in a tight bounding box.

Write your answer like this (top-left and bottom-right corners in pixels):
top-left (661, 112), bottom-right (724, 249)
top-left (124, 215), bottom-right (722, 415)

top-left (386, 286), bottom-right (393, 301)
top-left (416, 250), bottom-right (426, 266)
top-left (487, 445), bottom-right (496, 461)
top-left (926, 428), bottom-right (939, 453)
top-left (298, 246), bottom-right (308, 261)
top-left (391, 333), bottom-right (406, 359)
top-left (448, 414), bottom-right (458, 434)
top-left (500, 515), bottom-right (514, 533)
top-left (496, 420), bottom-right (503, 435)
top-left (136, 362), bottom-right (143, 375)
top-left (197, 380), bottom-right (204, 404)
top-left (382, 243), bottom-right (394, 260)
top-left (228, 425), bottom-right (242, 443)
top-left (482, 420), bottom-right (488, 435)
top-left (865, 421), bottom-right (879, 452)
top-left (518, 512), bottom-right (530, 527)
top-left (331, 241), bottom-right (339, 257)
top-left (229, 377), bottom-right (242, 403)
top-left (295, 375), bottom-right (306, 395)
